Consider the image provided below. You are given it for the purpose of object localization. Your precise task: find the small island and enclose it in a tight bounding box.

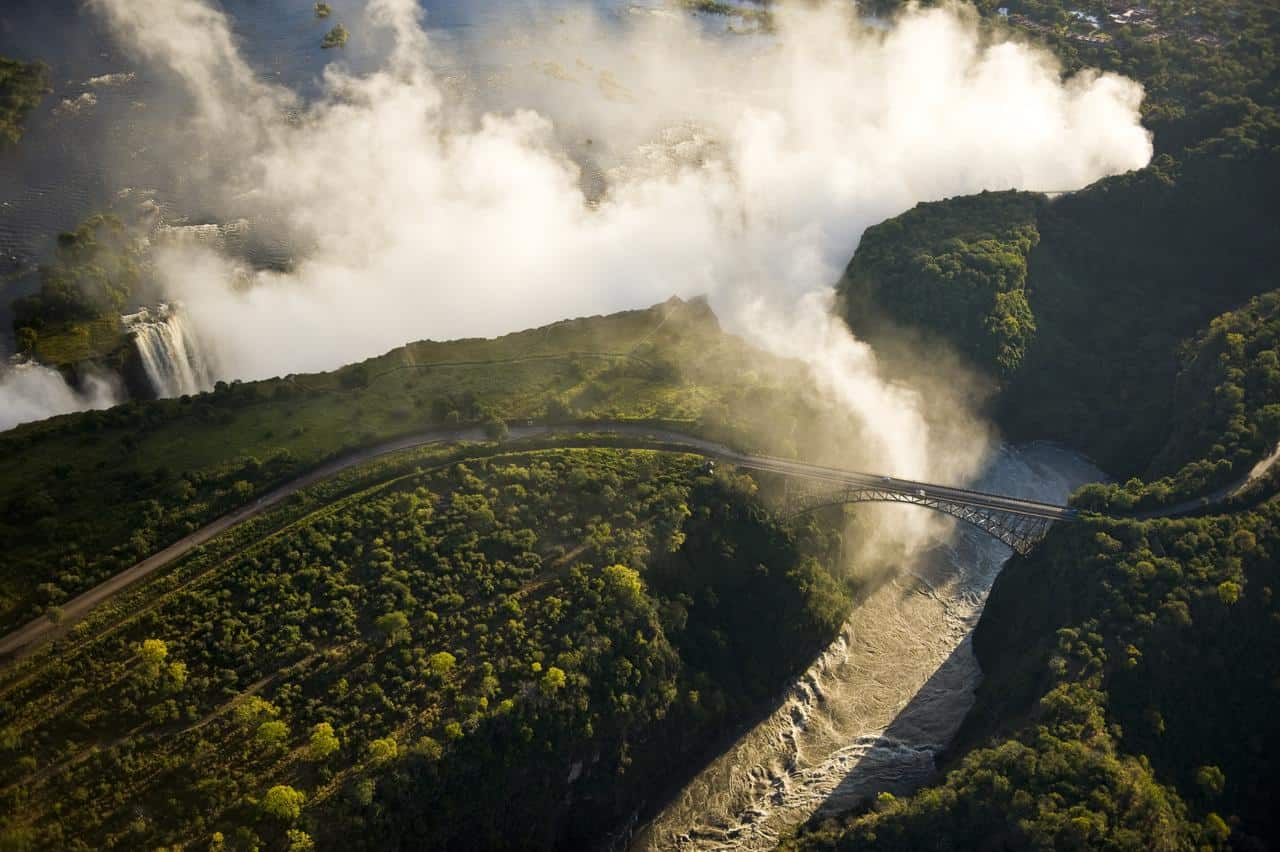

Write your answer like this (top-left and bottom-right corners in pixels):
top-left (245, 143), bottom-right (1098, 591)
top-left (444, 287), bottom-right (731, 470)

top-left (321, 23), bottom-right (348, 49)
top-left (0, 56), bottom-right (51, 145)
top-left (314, 2), bottom-right (331, 18)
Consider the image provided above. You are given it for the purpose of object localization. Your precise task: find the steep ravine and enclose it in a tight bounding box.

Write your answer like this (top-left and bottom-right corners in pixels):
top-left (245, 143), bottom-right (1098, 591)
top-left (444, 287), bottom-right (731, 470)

top-left (630, 443), bottom-right (1104, 851)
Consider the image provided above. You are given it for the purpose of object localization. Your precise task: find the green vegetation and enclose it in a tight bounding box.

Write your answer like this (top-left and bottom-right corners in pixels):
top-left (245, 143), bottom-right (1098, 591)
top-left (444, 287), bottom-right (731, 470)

top-left (0, 56), bottom-right (49, 146)
top-left (843, 192), bottom-right (1041, 378)
top-left (1074, 290), bottom-right (1280, 511)
top-left (0, 297), bottom-right (866, 635)
top-left (10, 215), bottom-right (139, 368)
top-left (1000, 0), bottom-right (1277, 162)
top-left (0, 446), bottom-right (849, 849)
top-left (682, 0), bottom-right (772, 27)
top-left (321, 24), bottom-right (349, 49)
top-left (865, 0), bottom-right (1278, 163)
top-left (848, 0), bottom-right (1280, 492)
top-left (843, 139), bottom-right (1279, 496)
top-left (786, 504), bottom-right (1280, 850)
top-left (814, 3), bottom-right (1280, 847)
top-left (314, 3), bottom-right (331, 18)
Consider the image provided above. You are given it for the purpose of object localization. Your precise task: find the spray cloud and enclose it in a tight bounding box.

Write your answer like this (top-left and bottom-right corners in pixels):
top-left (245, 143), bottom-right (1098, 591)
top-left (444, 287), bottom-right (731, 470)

top-left (11, 0), bottom-right (1150, 549)
top-left (0, 363), bottom-right (120, 432)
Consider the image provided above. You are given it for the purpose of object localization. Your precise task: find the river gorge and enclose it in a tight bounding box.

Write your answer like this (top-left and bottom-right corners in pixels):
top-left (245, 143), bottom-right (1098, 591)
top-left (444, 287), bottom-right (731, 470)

top-left (633, 443), bottom-right (1104, 850)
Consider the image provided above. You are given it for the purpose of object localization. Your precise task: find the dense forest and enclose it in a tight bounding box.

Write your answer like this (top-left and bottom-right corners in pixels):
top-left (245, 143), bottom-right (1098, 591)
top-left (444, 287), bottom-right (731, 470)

top-left (814, 0), bottom-right (1280, 847)
top-left (0, 56), bottom-right (48, 145)
top-left (843, 142), bottom-right (1280, 489)
top-left (0, 447), bottom-right (850, 850)
top-left (785, 502), bottom-right (1280, 850)
top-left (846, 0), bottom-right (1280, 477)
top-left (0, 296), bottom-right (878, 636)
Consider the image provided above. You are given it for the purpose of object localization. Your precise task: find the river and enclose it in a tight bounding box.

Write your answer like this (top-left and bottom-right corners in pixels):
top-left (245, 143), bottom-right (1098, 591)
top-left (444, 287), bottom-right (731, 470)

top-left (630, 442), bottom-right (1104, 850)
top-left (5, 3), bottom-right (1110, 842)
top-left (0, 0), bottom-right (717, 340)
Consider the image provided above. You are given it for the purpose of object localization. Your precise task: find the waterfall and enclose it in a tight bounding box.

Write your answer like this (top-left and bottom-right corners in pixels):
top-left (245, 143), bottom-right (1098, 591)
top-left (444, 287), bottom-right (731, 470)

top-left (0, 358), bottom-right (121, 432)
top-left (122, 303), bottom-right (213, 398)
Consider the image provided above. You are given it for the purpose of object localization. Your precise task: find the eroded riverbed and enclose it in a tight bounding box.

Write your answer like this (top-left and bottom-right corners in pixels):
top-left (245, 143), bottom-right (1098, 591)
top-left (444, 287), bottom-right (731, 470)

top-left (632, 442), bottom-right (1103, 851)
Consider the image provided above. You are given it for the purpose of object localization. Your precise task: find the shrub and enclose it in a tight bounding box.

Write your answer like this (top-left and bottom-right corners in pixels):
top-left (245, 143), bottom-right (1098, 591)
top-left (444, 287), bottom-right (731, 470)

top-left (260, 785), bottom-right (305, 822)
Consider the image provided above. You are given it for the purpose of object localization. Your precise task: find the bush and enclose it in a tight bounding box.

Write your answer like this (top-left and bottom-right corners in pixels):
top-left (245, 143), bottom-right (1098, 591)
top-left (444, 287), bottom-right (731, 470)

top-left (368, 737), bottom-right (397, 764)
top-left (308, 723), bottom-right (340, 761)
top-left (261, 785), bottom-right (305, 822)
top-left (321, 24), bottom-right (349, 49)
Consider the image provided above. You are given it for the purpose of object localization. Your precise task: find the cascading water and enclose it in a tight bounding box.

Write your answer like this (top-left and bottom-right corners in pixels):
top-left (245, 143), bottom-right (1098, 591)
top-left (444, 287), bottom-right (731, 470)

top-left (630, 443), bottom-right (1105, 851)
top-left (0, 358), bottom-right (121, 432)
top-left (122, 303), bottom-right (213, 398)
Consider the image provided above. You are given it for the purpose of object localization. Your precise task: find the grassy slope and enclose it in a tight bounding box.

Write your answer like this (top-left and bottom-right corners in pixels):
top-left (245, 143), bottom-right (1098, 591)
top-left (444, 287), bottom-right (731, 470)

top-left (28, 313), bottom-right (127, 366)
top-left (0, 297), bottom-right (864, 633)
top-left (0, 298), bottom-right (867, 849)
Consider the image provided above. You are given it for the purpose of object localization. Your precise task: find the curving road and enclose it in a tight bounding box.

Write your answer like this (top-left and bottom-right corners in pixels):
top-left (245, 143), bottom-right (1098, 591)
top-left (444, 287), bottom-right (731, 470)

top-left (1137, 442), bottom-right (1280, 519)
top-left (0, 422), bottom-right (1077, 662)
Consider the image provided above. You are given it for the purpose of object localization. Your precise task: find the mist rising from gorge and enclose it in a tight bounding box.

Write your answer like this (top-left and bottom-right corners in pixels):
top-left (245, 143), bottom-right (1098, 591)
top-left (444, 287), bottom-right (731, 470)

top-left (9, 0), bottom-right (1150, 548)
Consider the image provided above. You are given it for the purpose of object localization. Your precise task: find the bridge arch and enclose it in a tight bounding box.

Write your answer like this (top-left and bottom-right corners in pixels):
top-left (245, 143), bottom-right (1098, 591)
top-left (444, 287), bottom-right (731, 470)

top-left (781, 485), bottom-right (1057, 555)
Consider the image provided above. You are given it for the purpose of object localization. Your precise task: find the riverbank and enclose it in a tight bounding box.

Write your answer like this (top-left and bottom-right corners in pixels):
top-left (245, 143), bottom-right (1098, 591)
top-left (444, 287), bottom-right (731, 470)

top-left (632, 442), bottom-right (1103, 850)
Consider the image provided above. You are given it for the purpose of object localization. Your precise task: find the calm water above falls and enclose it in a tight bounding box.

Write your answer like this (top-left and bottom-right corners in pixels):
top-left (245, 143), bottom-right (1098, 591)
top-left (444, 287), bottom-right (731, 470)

top-left (0, 0), bottom-right (684, 335)
top-left (631, 443), bottom-right (1104, 851)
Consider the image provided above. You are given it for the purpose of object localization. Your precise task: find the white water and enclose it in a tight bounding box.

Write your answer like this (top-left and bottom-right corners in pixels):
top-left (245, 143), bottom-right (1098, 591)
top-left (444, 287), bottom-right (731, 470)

top-left (123, 303), bottom-right (213, 398)
top-left (0, 358), bottom-right (120, 431)
top-left (631, 442), bottom-right (1104, 851)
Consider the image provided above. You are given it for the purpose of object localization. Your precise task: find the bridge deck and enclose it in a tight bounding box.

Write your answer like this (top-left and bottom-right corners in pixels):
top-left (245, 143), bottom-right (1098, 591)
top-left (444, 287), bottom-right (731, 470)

top-left (719, 452), bottom-right (1077, 522)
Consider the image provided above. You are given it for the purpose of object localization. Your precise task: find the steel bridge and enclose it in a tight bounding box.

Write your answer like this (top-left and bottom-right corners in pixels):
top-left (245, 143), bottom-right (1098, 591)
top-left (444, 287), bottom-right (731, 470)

top-left (710, 450), bottom-right (1077, 556)
top-left (779, 481), bottom-right (1064, 555)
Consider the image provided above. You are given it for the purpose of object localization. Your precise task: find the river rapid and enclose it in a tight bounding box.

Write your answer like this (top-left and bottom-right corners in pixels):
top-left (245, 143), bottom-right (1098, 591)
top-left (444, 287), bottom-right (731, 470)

top-left (631, 442), bottom-right (1104, 851)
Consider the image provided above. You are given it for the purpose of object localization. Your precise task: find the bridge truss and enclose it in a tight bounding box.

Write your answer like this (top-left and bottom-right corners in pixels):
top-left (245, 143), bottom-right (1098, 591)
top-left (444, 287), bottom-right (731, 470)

top-left (782, 483), bottom-right (1057, 556)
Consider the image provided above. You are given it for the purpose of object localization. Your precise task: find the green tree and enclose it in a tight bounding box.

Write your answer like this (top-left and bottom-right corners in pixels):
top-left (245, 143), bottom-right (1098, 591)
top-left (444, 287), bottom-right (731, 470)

top-left (287, 829), bottom-right (315, 851)
top-left (374, 610), bottom-right (409, 643)
top-left (428, 651), bottom-right (456, 678)
top-left (256, 720), bottom-right (290, 749)
top-left (602, 564), bottom-right (643, 607)
top-left (308, 722), bottom-right (340, 761)
top-left (139, 638), bottom-right (167, 667)
top-left (1195, 765), bottom-right (1226, 797)
top-left (260, 785), bottom-right (305, 822)
top-left (540, 666), bottom-right (567, 693)
top-left (413, 736), bottom-right (443, 761)
top-left (484, 416), bottom-right (509, 441)
top-left (321, 24), bottom-right (350, 49)
top-left (138, 638), bottom-right (168, 681)
top-left (368, 737), bottom-right (398, 764)
top-left (234, 695), bottom-right (278, 726)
